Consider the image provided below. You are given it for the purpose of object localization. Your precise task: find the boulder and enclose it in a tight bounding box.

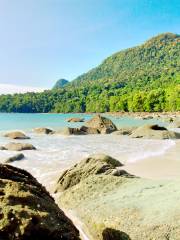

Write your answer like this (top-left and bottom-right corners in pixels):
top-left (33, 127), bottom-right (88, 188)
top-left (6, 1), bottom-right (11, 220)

top-left (85, 115), bottom-right (117, 134)
top-left (5, 153), bottom-right (25, 163)
top-left (0, 146), bottom-right (6, 150)
top-left (130, 124), bottom-right (180, 139)
top-left (55, 154), bottom-right (123, 191)
top-left (58, 127), bottom-right (85, 135)
top-left (79, 126), bottom-right (100, 134)
top-left (0, 164), bottom-right (80, 239)
top-left (4, 131), bottom-right (30, 139)
top-left (112, 127), bottom-right (137, 136)
top-left (4, 142), bottom-right (36, 151)
top-left (33, 128), bottom-right (54, 134)
top-left (67, 118), bottom-right (84, 122)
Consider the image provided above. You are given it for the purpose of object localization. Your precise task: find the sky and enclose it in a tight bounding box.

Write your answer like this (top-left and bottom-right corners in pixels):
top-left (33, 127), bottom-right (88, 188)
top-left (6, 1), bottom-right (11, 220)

top-left (0, 0), bottom-right (179, 93)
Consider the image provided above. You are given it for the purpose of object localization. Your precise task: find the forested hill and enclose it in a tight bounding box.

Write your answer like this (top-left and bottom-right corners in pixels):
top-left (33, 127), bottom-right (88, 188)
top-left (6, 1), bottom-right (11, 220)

top-left (0, 32), bottom-right (179, 113)
top-left (72, 32), bottom-right (179, 88)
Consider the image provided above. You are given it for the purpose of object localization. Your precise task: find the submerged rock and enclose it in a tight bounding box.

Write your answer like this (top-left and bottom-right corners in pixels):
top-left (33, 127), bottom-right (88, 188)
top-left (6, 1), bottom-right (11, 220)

top-left (85, 115), bottom-right (117, 134)
top-left (4, 131), bottom-right (30, 139)
top-left (169, 120), bottom-right (180, 128)
top-left (3, 142), bottom-right (36, 151)
top-left (130, 124), bottom-right (180, 139)
top-left (5, 153), bottom-right (25, 163)
top-left (33, 128), bottom-right (54, 134)
top-left (55, 154), bottom-right (123, 191)
top-left (0, 164), bottom-right (80, 239)
top-left (67, 118), bottom-right (84, 122)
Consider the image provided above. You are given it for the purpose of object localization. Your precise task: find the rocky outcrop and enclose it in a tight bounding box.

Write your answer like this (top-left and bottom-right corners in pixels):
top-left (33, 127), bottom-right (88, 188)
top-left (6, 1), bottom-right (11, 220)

top-left (85, 115), bottom-right (117, 134)
top-left (67, 118), bottom-right (84, 122)
top-left (2, 143), bottom-right (36, 151)
top-left (4, 131), bottom-right (30, 139)
top-left (55, 154), bottom-right (123, 192)
top-left (130, 124), bottom-right (180, 139)
top-left (33, 128), bottom-right (54, 134)
top-left (57, 116), bottom-right (117, 135)
top-left (0, 164), bottom-right (80, 239)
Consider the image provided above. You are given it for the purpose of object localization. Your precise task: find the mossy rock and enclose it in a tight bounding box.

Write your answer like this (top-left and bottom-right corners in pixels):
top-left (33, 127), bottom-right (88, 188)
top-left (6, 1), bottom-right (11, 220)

top-left (55, 154), bottom-right (124, 192)
top-left (0, 164), bottom-right (80, 240)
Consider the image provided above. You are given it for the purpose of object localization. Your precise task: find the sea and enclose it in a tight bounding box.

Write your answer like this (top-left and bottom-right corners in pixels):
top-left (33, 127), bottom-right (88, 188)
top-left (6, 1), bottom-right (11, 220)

top-left (0, 113), bottom-right (176, 191)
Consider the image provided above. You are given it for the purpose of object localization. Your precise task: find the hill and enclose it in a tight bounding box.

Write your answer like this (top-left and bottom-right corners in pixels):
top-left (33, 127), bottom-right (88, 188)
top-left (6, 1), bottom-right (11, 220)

top-left (53, 79), bottom-right (69, 89)
top-left (0, 33), bottom-right (179, 113)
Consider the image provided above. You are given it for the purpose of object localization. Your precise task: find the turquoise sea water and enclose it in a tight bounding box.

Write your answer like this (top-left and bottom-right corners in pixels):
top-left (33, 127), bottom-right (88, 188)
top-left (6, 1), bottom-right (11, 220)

top-left (0, 113), bottom-right (164, 131)
top-left (0, 112), bottom-right (175, 191)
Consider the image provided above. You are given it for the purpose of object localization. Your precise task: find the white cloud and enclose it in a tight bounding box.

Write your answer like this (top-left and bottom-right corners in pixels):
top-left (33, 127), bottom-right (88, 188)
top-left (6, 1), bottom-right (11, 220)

top-left (0, 84), bottom-right (46, 94)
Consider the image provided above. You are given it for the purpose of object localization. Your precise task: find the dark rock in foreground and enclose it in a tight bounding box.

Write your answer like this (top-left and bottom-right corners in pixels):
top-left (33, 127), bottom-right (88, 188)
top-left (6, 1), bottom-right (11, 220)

top-left (55, 154), bottom-right (124, 192)
top-left (4, 131), bottom-right (30, 140)
top-left (130, 124), bottom-right (180, 139)
top-left (0, 164), bottom-right (80, 240)
top-left (2, 143), bottom-right (36, 151)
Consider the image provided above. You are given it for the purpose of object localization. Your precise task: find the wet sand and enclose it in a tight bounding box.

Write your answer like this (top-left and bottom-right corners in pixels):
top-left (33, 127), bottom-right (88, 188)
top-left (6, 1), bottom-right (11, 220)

top-left (123, 140), bottom-right (180, 179)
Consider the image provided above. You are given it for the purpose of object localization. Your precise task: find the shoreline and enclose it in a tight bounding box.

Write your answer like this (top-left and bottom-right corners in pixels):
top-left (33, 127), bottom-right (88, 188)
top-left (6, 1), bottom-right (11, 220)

top-left (123, 140), bottom-right (180, 180)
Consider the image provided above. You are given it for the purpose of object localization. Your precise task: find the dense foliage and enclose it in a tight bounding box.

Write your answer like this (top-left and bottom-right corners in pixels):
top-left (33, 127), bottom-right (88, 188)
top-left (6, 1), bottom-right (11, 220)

top-left (53, 79), bottom-right (69, 89)
top-left (0, 33), bottom-right (179, 113)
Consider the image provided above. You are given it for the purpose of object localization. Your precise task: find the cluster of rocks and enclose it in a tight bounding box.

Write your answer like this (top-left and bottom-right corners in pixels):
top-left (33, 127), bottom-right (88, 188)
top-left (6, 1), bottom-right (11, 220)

top-left (59, 115), bottom-right (117, 135)
top-left (0, 164), bottom-right (80, 239)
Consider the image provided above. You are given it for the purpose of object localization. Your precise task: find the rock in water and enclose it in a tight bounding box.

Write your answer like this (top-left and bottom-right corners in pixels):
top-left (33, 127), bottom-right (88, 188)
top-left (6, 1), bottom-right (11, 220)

top-left (55, 154), bottom-right (123, 191)
top-left (111, 127), bottom-right (137, 136)
top-left (130, 124), bottom-right (180, 139)
top-left (67, 118), bottom-right (84, 122)
top-left (0, 164), bottom-right (80, 240)
top-left (57, 127), bottom-right (86, 135)
top-left (4, 143), bottom-right (36, 151)
top-left (5, 153), bottom-right (25, 163)
top-left (33, 128), bottom-right (54, 134)
top-left (4, 131), bottom-right (30, 139)
top-left (85, 115), bottom-right (117, 134)
top-left (169, 120), bottom-right (180, 128)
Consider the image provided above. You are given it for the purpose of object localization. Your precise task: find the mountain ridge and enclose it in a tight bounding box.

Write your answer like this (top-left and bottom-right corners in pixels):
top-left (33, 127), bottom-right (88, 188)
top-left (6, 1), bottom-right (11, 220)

top-left (0, 32), bottom-right (179, 113)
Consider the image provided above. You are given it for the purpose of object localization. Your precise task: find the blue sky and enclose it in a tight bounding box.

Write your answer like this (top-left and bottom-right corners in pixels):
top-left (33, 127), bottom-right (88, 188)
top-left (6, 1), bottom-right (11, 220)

top-left (0, 0), bottom-right (179, 90)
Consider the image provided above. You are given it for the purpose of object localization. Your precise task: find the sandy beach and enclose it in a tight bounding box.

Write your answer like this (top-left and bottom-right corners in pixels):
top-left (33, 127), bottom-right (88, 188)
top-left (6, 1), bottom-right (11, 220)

top-left (123, 140), bottom-right (180, 180)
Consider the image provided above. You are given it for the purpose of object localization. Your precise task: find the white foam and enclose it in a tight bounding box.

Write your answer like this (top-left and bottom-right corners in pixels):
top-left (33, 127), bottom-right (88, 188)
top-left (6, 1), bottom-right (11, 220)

top-left (0, 133), bottom-right (174, 190)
